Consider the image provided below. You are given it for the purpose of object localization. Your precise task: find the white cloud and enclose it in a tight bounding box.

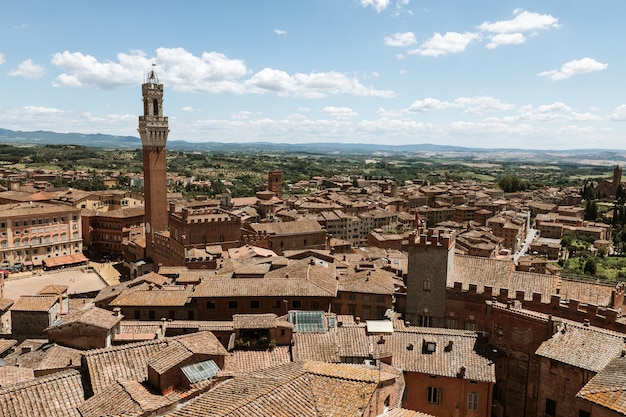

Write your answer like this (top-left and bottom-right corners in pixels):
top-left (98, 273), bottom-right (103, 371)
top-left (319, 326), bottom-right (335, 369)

top-left (453, 96), bottom-right (516, 114)
top-left (407, 96), bottom-right (514, 114)
top-left (609, 105), bottom-right (626, 121)
top-left (274, 29), bottom-right (287, 35)
top-left (486, 33), bottom-right (526, 49)
top-left (360, 0), bottom-right (391, 13)
top-left (477, 10), bottom-right (559, 34)
top-left (384, 32), bottom-right (417, 47)
top-left (0, 53), bottom-right (5, 65)
top-left (13, 24), bottom-right (29, 29)
top-left (323, 106), bottom-right (358, 119)
top-left (8, 59), bottom-right (46, 78)
top-left (478, 10), bottom-right (559, 49)
top-left (247, 68), bottom-right (395, 98)
top-left (538, 57), bottom-right (608, 80)
top-left (408, 32), bottom-right (480, 57)
top-left (50, 47), bottom-right (393, 98)
top-left (517, 102), bottom-right (602, 122)
top-left (408, 98), bottom-right (456, 112)
top-left (181, 106), bottom-right (197, 112)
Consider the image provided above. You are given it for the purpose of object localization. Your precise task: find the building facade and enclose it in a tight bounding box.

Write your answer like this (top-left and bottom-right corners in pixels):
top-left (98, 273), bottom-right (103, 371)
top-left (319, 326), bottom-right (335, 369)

top-left (0, 202), bottom-right (83, 271)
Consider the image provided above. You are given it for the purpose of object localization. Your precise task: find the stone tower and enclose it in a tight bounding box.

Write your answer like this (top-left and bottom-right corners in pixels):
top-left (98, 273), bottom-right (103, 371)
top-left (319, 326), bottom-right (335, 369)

top-left (268, 171), bottom-right (283, 198)
top-left (138, 70), bottom-right (169, 257)
top-left (405, 229), bottom-right (455, 327)
top-left (613, 165), bottom-right (622, 195)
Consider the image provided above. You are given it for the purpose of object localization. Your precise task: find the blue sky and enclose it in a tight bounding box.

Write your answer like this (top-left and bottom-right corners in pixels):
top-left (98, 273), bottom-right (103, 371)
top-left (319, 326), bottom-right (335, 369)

top-left (1, 0), bottom-right (625, 150)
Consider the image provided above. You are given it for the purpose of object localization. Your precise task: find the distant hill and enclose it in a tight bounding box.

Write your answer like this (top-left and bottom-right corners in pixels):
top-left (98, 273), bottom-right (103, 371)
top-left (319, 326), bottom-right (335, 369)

top-left (1, 128), bottom-right (626, 164)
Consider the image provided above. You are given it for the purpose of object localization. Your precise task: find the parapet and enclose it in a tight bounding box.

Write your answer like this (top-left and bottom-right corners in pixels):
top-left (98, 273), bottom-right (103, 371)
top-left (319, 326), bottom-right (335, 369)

top-left (409, 228), bottom-right (456, 249)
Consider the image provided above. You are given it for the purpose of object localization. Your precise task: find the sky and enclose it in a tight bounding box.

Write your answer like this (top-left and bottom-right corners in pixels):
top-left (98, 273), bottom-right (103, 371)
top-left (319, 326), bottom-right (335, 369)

top-left (1, 0), bottom-right (625, 150)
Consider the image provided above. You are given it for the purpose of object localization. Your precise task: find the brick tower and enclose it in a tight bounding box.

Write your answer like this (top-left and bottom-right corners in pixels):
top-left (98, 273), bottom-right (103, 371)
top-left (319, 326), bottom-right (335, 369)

top-left (405, 229), bottom-right (456, 327)
top-left (138, 70), bottom-right (169, 258)
top-left (268, 171), bottom-right (283, 198)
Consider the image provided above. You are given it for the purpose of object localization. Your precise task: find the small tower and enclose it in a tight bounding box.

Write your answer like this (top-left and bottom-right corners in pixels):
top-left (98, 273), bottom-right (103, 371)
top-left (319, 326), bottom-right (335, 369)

top-left (613, 165), bottom-right (622, 196)
top-left (405, 229), bottom-right (456, 327)
top-left (138, 69), bottom-right (169, 257)
top-left (268, 171), bottom-right (283, 198)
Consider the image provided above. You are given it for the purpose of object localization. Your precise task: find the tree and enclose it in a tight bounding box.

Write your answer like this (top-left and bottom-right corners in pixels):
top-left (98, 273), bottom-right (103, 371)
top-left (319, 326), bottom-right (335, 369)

top-left (583, 258), bottom-right (597, 275)
top-left (584, 200), bottom-right (598, 221)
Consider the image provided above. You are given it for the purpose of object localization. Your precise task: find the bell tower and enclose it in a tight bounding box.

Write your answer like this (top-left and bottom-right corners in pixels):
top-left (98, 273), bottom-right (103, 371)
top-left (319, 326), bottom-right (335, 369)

top-left (138, 69), bottom-right (169, 257)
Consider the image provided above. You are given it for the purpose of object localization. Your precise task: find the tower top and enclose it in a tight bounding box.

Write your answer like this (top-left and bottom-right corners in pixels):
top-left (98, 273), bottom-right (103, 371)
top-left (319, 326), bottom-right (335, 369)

top-left (145, 68), bottom-right (159, 85)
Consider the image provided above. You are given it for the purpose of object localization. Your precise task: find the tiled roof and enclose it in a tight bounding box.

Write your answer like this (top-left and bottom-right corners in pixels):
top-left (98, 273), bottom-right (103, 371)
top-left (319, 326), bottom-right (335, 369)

top-left (83, 338), bottom-right (170, 394)
top-left (338, 269), bottom-right (395, 295)
top-left (10, 295), bottom-right (58, 312)
top-left (337, 325), bottom-right (371, 358)
top-left (0, 297), bottom-right (14, 311)
top-left (535, 321), bottom-right (626, 372)
top-left (110, 289), bottom-right (191, 307)
top-left (37, 284), bottom-right (68, 295)
top-left (292, 332), bottom-right (340, 363)
top-left (84, 332), bottom-right (227, 394)
top-left (168, 360), bottom-right (393, 417)
top-left (0, 339), bottom-right (17, 355)
top-left (249, 219), bottom-right (323, 235)
top-left (451, 255), bottom-right (615, 306)
top-left (0, 369), bottom-right (84, 417)
top-left (48, 306), bottom-right (122, 330)
top-left (34, 345), bottom-right (83, 373)
top-left (373, 327), bottom-right (496, 383)
top-left (233, 313), bottom-right (278, 329)
top-left (192, 276), bottom-right (336, 298)
top-left (78, 378), bottom-right (215, 417)
top-left (576, 356), bottom-right (626, 414)
top-left (225, 346), bottom-right (292, 374)
top-left (0, 366), bottom-right (34, 387)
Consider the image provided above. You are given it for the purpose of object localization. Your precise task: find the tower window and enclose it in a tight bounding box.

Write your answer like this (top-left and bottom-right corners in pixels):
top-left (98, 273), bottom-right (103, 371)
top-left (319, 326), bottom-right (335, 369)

top-left (153, 99), bottom-right (159, 116)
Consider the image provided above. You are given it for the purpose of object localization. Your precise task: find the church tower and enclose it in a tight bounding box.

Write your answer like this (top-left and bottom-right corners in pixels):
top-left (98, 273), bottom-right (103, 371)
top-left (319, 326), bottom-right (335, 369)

top-left (138, 70), bottom-right (169, 257)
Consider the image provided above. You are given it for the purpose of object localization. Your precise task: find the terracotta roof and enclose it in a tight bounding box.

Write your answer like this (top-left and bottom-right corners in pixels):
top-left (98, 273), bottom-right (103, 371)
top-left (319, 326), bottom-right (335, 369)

top-left (110, 289), bottom-right (191, 307)
top-left (338, 269), bottom-right (395, 295)
top-left (233, 313), bottom-right (278, 329)
top-left (0, 369), bottom-right (84, 417)
top-left (248, 219), bottom-right (323, 235)
top-left (0, 297), bottom-right (14, 311)
top-left (0, 366), bottom-right (35, 387)
top-left (83, 332), bottom-right (227, 394)
top-left (37, 284), bottom-right (68, 295)
top-left (10, 295), bottom-right (58, 312)
top-left (292, 331), bottom-right (340, 363)
top-left (83, 338), bottom-right (171, 394)
top-left (34, 345), bottom-right (83, 373)
top-left (225, 346), bottom-right (292, 374)
top-left (168, 360), bottom-right (394, 417)
top-left (373, 327), bottom-right (496, 383)
top-left (536, 321), bottom-right (626, 372)
top-left (0, 339), bottom-right (17, 356)
top-left (193, 276), bottom-right (336, 298)
top-left (450, 255), bottom-right (614, 306)
top-left (576, 356), bottom-right (626, 414)
top-left (48, 306), bottom-right (122, 331)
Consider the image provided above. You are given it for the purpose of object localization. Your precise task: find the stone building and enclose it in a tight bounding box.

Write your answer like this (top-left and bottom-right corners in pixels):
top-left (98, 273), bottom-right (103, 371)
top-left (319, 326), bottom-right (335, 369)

top-left (0, 202), bottom-right (83, 271)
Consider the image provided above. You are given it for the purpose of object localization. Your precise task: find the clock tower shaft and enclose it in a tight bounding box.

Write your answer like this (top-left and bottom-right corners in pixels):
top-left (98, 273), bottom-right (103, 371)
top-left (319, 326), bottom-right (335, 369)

top-left (138, 70), bottom-right (169, 254)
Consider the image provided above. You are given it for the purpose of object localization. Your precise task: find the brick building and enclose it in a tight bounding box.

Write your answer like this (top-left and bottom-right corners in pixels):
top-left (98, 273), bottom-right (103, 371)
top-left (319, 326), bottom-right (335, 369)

top-left (0, 202), bottom-right (84, 271)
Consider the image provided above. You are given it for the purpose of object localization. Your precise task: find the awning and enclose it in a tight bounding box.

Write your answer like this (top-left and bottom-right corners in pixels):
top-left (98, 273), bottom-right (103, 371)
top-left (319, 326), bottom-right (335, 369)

top-left (43, 253), bottom-right (89, 268)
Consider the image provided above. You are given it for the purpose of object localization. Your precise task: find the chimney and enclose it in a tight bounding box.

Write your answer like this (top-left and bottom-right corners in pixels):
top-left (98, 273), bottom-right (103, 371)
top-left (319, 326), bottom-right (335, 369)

top-left (457, 366), bottom-right (466, 378)
top-left (445, 340), bottom-right (453, 352)
top-left (113, 307), bottom-right (122, 317)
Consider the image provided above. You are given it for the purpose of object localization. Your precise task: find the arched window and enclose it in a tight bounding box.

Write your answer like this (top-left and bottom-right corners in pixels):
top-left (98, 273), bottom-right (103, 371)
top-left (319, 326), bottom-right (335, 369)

top-left (153, 99), bottom-right (159, 116)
